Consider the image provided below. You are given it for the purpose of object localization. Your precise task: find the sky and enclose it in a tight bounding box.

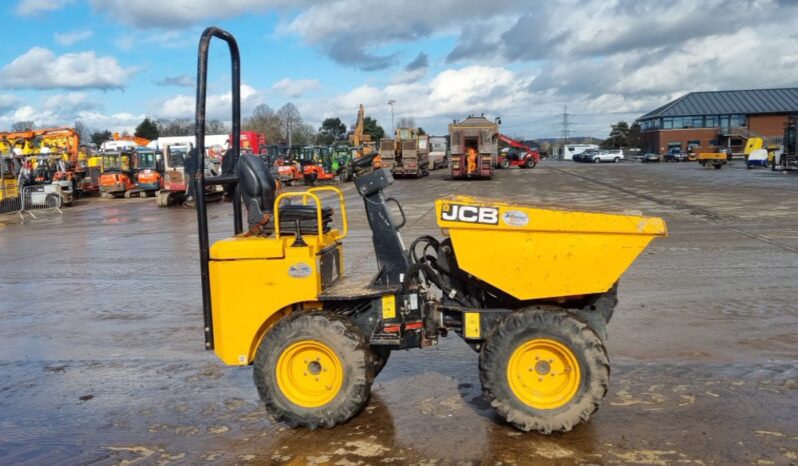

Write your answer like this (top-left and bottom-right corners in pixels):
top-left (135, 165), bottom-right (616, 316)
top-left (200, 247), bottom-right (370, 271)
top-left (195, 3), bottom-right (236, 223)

top-left (1, 0), bottom-right (796, 140)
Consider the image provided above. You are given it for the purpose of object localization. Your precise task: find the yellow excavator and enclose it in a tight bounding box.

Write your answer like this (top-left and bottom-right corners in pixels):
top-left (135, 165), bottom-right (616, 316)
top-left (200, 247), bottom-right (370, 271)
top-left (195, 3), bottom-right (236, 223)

top-left (190, 27), bottom-right (668, 434)
top-left (349, 105), bottom-right (378, 168)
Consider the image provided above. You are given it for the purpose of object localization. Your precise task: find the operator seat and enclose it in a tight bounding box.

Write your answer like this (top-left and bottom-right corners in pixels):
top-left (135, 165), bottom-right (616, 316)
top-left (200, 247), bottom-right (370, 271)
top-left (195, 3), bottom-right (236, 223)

top-left (236, 154), bottom-right (333, 236)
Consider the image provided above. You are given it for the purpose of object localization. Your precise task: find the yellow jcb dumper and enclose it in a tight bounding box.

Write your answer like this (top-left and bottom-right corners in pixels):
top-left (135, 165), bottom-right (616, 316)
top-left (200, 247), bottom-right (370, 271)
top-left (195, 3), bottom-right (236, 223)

top-left (191, 27), bottom-right (667, 434)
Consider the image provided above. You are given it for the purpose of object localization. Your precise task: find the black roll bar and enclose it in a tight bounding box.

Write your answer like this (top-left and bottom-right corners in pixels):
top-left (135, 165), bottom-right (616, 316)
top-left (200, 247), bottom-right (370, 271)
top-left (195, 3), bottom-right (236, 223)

top-left (193, 26), bottom-right (243, 350)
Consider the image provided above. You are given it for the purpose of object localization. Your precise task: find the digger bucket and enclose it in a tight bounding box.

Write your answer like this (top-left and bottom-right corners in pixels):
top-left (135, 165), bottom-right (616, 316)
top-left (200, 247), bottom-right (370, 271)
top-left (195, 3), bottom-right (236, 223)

top-left (435, 195), bottom-right (667, 300)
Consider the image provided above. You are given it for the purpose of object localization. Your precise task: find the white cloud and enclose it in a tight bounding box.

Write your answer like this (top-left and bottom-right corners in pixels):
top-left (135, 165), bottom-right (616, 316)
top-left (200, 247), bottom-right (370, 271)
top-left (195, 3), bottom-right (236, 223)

top-left (300, 65), bottom-right (532, 134)
top-left (41, 92), bottom-right (101, 112)
top-left (0, 95), bottom-right (20, 112)
top-left (90, 0), bottom-right (301, 27)
top-left (0, 103), bottom-right (144, 134)
top-left (154, 83), bottom-right (260, 120)
top-left (113, 30), bottom-right (195, 52)
top-left (154, 74), bottom-right (194, 87)
top-left (16, 0), bottom-right (74, 16)
top-left (54, 29), bottom-right (94, 46)
top-left (271, 78), bottom-right (321, 98)
top-left (0, 47), bottom-right (137, 90)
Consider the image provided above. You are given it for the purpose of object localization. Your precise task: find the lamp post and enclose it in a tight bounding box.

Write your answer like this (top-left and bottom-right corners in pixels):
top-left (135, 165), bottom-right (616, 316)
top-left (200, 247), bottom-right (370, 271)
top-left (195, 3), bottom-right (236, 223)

top-left (387, 100), bottom-right (396, 131)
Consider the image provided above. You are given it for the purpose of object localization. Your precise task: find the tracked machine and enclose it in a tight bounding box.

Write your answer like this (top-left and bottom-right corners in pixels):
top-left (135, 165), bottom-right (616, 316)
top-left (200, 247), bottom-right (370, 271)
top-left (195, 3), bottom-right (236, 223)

top-left (191, 28), bottom-right (668, 434)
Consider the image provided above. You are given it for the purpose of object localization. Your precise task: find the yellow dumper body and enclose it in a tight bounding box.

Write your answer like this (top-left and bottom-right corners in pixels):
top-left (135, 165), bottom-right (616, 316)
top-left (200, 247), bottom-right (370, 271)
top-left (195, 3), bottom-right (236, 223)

top-left (436, 195), bottom-right (667, 300)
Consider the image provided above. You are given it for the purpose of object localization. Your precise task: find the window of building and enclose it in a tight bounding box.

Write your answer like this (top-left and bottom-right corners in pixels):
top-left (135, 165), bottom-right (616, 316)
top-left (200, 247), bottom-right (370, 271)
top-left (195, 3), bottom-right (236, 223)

top-left (730, 138), bottom-right (743, 146)
top-left (706, 115), bottom-right (718, 127)
top-left (654, 118), bottom-right (661, 129)
top-left (687, 140), bottom-right (700, 149)
top-left (663, 117), bottom-right (673, 129)
top-left (731, 114), bottom-right (746, 127)
top-left (692, 117), bottom-right (704, 128)
top-left (709, 138), bottom-right (720, 146)
top-left (720, 115), bottom-right (730, 129)
top-left (667, 142), bottom-right (681, 151)
top-left (672, 117), bottom-right (683, 128)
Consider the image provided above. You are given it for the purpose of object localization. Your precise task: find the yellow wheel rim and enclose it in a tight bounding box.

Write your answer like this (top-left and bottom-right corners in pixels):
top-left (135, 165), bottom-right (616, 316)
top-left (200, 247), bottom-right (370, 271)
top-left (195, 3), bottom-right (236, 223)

top-left (507, 338), bottom-right (581, 410)
top-left (276, 340), bottom-right (344, 408)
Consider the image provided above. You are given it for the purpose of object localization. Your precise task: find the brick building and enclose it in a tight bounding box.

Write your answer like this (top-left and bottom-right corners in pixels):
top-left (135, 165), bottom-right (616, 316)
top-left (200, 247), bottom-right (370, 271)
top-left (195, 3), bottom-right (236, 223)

top-left (636, 88), bottom-right (798, 155)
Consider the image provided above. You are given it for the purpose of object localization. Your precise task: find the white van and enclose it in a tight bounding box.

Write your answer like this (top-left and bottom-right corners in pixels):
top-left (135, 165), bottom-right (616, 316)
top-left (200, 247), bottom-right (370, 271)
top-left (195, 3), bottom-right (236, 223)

top-left (562, 144), bottom-right (599, 160)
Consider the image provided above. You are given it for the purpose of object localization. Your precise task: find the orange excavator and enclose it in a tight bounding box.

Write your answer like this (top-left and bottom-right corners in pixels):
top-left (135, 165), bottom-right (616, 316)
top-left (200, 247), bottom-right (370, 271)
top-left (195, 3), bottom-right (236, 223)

top-left (496, 133), bottom-right (540, 169)
top-left (0, 127), bottom-right (79, 164)
top-left (99, 150), bottom-right (137, 198)
top-left (112, 132), bottom-right (150, 148)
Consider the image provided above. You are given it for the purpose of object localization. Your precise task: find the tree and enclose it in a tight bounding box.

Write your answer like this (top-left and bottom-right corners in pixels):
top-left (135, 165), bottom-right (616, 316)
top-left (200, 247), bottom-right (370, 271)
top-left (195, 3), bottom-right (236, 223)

top-left (74, 120), bottom-right (90, 143)
top-left (156, 119), bottom-right (192, 136)
top-left (601, 121), bottom-right (630, 149)
top-left (292, 122), bottom-right (317, 146)
top-left (270, 103), bottom-right (317, 146)
top-left (11, 121), bottom-right (34, 132)
top-left (276, 103), bottom-right (302, 144)
top-left (205, 120), bottom-right (229, 135)
top-left (397, 117), bottom-right (415, 129)
top-left (417, 127), bottom-right (426, 136)
top-left (90, 130), bottom-right (112, 146)
top-left (243, 104), bottom-right (283, 143)
top-left (135, 117), bottom-right (159, 140)
top-left (317, 117), bottom-right (347, 145)
top-left (627, 122), bottom-right (642, 149)
top-left (362, 116), bottom-right (385, 142)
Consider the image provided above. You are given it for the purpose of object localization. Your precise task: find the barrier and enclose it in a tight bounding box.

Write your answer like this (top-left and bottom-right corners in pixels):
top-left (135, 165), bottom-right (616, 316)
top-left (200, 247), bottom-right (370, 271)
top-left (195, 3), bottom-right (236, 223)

top-left (0, 194), bottom-right (23, 219)
top-left (21, 185), bottom-right (62, 218)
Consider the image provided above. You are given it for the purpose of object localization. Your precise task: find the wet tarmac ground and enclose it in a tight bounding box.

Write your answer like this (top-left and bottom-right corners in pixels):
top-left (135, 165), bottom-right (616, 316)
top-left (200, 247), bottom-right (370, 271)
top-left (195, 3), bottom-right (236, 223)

top-left (0, 161), bottom-right (796, 465)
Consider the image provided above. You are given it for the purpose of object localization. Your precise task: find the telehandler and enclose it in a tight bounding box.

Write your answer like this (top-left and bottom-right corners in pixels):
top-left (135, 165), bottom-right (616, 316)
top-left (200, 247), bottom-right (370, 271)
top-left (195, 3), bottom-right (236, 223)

top-left (192, 28), bottom-right (668, 434)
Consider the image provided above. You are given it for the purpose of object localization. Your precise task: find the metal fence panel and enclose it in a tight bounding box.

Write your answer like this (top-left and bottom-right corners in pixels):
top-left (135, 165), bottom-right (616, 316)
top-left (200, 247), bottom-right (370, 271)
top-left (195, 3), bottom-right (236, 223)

top-left (21, 185), bottom-right (62, 218)
top-left (0, 195), bottom-right (23, 219)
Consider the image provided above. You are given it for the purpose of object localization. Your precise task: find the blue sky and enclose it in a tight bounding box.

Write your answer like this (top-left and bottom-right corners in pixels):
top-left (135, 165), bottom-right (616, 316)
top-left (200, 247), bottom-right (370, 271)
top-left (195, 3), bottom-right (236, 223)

top-left (1, 0), bottom-right (795, 139)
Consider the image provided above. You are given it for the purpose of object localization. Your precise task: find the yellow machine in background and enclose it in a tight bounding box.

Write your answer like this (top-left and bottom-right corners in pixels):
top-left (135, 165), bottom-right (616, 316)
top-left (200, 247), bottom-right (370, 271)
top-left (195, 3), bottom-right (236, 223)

top-left (0, 151), bottom-right (21, 214)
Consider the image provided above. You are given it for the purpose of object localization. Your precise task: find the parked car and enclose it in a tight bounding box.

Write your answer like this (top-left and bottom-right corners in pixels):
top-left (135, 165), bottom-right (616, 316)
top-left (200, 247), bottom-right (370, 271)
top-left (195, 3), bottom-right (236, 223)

top-left (641, 153), bottom-right (661, 163)
top-left (663, 150), bottom-right (688, 162)
top-left (588, 150), bottom-right (623, 163)
top-left (574, 149), bottom-right (600, 162)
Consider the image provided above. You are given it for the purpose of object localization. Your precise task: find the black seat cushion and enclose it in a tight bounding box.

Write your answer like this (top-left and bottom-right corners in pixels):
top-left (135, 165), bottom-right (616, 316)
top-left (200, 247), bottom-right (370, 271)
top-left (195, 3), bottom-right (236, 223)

top-left (273, 205), bottom-right (334, 235)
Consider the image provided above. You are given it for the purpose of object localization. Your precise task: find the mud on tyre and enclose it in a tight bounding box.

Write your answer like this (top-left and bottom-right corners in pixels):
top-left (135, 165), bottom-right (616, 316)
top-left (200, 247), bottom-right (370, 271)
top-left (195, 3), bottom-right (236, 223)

top-left (253, 311), bottom-right (373, 429)
top-left (479, 306), bottom-right (609, 434)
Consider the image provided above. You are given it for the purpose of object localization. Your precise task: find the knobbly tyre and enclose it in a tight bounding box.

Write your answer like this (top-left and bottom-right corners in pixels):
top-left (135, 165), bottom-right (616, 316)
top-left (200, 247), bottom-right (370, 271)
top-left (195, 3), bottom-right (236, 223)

top-left (191, 27), bottom-right (668, 433)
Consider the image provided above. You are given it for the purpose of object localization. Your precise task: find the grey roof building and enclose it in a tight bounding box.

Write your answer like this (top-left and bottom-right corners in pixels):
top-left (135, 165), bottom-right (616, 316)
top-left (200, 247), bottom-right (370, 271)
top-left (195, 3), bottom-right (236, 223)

top-left (637, 88), bottom-right (798, 154)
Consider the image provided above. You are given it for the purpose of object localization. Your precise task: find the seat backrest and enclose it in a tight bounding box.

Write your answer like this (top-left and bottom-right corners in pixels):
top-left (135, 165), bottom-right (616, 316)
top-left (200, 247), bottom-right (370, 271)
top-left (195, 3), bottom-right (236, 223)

top-left (237, 154), bottom-right (276, 229)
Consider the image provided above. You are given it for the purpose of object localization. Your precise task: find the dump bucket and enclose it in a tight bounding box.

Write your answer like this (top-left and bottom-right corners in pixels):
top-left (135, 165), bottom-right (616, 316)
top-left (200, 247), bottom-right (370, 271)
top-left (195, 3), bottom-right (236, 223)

top-left (435, 195), bottom-right (667, 300)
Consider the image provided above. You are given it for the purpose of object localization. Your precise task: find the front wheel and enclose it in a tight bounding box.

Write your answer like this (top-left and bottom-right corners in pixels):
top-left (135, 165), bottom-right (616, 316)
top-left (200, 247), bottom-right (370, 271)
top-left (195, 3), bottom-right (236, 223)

top-left (524, 159), bottom-right (536, 169)
top-left (500, 159), bottom-right (510, 169)
top-left (253, 312), bottom-right (373, 429)
top-left (593, 157), bottom-right (600, 163)
top-left (479, 307), bottom-right (609, 434)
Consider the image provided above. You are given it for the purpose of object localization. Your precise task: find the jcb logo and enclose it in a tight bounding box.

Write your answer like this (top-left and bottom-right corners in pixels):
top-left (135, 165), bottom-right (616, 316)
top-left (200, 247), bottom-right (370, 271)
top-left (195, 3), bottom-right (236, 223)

top-left (441, 204), bottom-right (499, 225)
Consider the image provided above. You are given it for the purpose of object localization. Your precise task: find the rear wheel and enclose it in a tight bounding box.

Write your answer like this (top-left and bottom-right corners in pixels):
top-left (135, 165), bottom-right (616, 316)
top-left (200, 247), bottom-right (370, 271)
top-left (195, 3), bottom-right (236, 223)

top-left (253, 312), bottom-right (373, 429)
top-left (593, 157), bottom-right (600, 163)
top-left (371, 347), bottom-right (391, 377)
top-left (613, 157), bottom-right (620, 163)
top-left (479, 307), bottom-right (609, 434)
top-left (500, 159), bottom-right (510, 169)
top-left (524, 159), bottom-right (536, 169)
